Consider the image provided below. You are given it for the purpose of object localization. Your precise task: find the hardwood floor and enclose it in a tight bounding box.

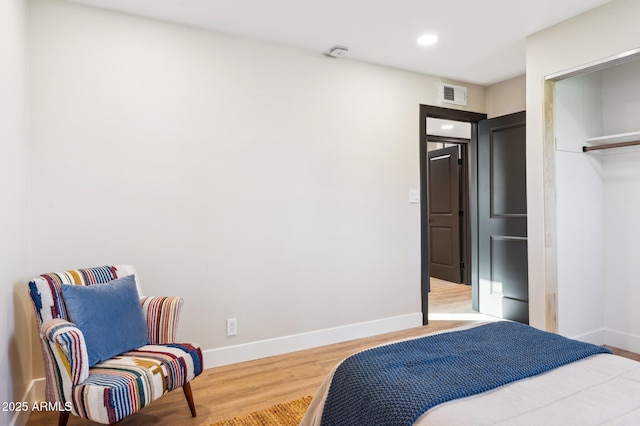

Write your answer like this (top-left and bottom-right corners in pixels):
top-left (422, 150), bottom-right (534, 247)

top-left (428, 277), bottom-right (473, 314)
top-left (26, 280), bottom-right (640, 425)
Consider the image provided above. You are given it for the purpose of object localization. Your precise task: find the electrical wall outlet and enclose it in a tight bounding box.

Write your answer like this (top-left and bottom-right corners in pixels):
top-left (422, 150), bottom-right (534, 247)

top-left (226, 318), bottom-right (237, 336)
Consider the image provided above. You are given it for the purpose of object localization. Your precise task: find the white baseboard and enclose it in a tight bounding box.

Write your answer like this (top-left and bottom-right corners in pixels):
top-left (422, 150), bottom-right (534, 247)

top-left (603, 328), bottom-right (640, 353)
top-left (570, 327), bottom-right (640, 354)
top-left (10, 378), bottom-right (45, 426)
top-left (202, 313), bottom-right (423, 369)
top-left (33, 378), bottom-right (45, 402)
top-left (569, 328), bottom-right (606, 346)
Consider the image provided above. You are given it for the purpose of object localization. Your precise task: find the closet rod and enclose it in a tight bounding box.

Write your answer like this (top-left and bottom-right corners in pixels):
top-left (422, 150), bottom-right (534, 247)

top-left (582, 139), bottom-right (640, 152)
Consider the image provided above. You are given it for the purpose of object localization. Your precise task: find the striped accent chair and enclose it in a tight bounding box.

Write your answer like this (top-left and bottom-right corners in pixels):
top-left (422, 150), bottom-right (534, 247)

top-left (28, 265), bottom-right (203, 425)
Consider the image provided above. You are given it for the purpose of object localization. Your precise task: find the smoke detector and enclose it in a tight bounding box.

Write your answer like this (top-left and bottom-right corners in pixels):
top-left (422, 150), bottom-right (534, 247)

top-left (328, 45), bottom-right (349, 58)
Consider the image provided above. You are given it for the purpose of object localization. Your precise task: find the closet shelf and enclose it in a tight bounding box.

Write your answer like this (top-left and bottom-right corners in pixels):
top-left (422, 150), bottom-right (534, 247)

top-left (583, 131), bottom-right (640, 152)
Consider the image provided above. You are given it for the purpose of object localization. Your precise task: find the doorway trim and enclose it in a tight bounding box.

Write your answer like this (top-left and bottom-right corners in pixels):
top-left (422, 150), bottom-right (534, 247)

top-left (419, 105), bottom-right (487, 325)
top-left (426, 138), bottom-right (469, 285)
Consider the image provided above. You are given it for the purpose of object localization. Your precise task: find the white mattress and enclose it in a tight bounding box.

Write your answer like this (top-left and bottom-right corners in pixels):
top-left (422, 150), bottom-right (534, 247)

top-left (302, 324), bottom-right (640, 425)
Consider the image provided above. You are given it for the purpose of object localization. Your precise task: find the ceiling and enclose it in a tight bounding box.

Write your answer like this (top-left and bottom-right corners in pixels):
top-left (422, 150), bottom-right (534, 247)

top-left (68, 0), bottom-right (612, 86)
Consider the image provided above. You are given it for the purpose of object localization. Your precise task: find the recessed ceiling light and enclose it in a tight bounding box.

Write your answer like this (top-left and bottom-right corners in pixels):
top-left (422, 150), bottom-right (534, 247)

top-left (417, 34), bottom-right (438, 46)
top-left (441, 124), bottom-right (454, 130)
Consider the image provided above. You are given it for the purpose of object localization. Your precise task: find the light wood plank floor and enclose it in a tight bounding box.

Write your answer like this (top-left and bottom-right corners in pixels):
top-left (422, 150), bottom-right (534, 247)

top-left (26, 280), bottom-right (639, 425)
top-left (428, 278), bottom-right (473, 314)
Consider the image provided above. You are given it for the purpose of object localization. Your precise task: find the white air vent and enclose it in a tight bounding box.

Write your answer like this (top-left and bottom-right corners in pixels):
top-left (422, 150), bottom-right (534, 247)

top-left (439, 82), bottom-right (468, 106)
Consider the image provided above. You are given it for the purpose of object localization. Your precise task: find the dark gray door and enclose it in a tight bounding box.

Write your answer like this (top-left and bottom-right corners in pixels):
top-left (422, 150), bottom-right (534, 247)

top-left (428, 146), bottom-right (462, 283)
top-left (477, 111), bottom-right (528, 324)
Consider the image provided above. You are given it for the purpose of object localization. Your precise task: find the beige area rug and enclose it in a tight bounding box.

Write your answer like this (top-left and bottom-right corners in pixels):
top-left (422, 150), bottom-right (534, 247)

top-left (209, 396), bottom-right (313, 426)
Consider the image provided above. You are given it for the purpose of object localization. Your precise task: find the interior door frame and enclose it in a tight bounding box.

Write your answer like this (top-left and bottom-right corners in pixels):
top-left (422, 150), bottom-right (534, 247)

top-left (419, 105), bottom-right (487, 325)
top-left (427, 140), bottom-right (466, 284)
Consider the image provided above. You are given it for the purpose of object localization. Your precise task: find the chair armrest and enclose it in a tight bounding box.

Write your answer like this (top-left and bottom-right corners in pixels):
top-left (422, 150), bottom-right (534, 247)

top-left (140, 296), bottom-right (184, 344)
top-left (41, 319), bottom-right (89, 385)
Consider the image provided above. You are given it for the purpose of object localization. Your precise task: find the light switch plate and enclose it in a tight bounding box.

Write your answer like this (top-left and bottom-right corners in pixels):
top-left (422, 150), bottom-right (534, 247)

top-left (409, 189), bottom-right (420, 204)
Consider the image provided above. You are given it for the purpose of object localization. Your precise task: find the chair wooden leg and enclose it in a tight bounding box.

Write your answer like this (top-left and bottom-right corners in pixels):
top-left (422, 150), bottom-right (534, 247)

top-left (182, 382), bottom-right (197, 417)
top-left (58, 411), bottom-right (70, 426)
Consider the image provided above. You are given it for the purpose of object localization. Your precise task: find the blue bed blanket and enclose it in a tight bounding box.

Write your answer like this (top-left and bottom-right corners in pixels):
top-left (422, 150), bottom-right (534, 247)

top-left (320, 321), bottom-right (611, 426)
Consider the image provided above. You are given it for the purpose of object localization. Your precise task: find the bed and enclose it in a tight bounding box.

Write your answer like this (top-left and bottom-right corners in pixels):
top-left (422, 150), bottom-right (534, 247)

top-left (301, 321), bottom-right (640, 425)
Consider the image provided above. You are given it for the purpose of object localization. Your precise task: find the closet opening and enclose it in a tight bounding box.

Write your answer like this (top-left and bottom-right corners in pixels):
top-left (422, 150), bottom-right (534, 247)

top-left (544, 48), bottom-right (640, 350)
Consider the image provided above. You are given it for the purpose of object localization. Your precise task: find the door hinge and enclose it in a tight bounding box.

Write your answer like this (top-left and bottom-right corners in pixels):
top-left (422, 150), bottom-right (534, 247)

top-left (459, 210), bottom-right (464, 217)
top-left (458, 158), bottom-right (463, 165)
top-left (460, 262), bottom-right (465, 269)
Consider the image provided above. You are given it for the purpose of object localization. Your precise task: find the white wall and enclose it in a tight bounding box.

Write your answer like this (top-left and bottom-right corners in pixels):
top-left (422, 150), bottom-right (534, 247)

top-left (600, 60), bottom-right (640, 351)
top-left (28, 0), bottom-right (486, 367)
top-left (601, 60), bottom-right (640, 135)
top-left (0, 0), bottom-right (32, 425)
top-left (485, 75), bottom-right (526, 119)
top-left (554, 73), bottom-right (605, 341)
top-left (602, 152), bottom-right (640, 350)
top-left (526, 0), bottom-right (640, 330)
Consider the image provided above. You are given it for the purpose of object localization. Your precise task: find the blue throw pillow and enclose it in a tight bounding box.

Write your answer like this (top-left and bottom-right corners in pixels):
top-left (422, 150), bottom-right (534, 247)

top-left (61, 274), bottom-right (149, 367)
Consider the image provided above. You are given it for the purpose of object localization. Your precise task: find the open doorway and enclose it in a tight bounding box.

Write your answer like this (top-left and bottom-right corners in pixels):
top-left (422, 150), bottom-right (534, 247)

top-left (420, 106), bottom-right (528, 325)
top-left (419, 105), bottom-right (487, 324)
top-left (426, 119), bottom-right (474, 318)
